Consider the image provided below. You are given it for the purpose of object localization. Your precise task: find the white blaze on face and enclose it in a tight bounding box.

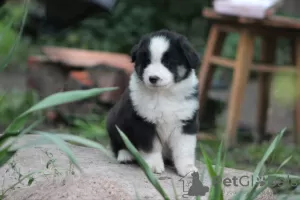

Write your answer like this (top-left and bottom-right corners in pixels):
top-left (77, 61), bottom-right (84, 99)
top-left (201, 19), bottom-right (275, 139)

top-left (143, 36), bottom-right (174, 88)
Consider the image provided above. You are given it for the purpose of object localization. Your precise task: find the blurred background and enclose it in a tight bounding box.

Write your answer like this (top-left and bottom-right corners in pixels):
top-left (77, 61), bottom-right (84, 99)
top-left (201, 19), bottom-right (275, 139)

top-left (0, 0), bottom-right (300, 196)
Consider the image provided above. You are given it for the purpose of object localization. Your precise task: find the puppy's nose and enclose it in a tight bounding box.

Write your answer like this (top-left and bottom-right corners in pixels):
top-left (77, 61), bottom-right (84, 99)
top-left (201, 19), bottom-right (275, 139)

top-left (149, 76), bottom-right (160, 84)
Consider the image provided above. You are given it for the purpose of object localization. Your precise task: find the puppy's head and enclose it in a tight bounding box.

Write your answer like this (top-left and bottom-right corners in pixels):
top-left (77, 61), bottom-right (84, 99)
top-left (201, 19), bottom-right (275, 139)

top-left (130, 30), bottom-right (200, 88)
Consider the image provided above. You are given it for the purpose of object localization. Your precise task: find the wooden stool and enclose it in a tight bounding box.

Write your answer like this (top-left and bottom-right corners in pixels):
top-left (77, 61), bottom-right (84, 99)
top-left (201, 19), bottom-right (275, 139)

top-left (198, 8), bottom-right (300, 147)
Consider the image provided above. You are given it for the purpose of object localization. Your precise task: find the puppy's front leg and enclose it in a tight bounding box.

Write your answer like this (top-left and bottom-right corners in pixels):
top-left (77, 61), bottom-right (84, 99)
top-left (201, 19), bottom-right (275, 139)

top-left (170, 133), bottom-right (198, 177)
top-left (140, 137), bottom-right (165, 174)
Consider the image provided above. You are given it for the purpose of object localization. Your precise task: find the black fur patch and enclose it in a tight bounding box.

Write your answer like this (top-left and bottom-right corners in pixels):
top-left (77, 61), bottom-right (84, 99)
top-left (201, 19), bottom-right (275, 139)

top-left (182, 110), bottom-right (199, 135)
top-left (185, 84), bottom-right (199, 100)
top-left (106, 89), bottom-right (157, 157)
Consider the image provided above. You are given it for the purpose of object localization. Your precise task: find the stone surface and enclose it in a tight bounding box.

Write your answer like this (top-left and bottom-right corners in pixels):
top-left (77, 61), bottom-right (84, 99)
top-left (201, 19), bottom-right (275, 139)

top-left (0, 135), bottom-right (275, 200)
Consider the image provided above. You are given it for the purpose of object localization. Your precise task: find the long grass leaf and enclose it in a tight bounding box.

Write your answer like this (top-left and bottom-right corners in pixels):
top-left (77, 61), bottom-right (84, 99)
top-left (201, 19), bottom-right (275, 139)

top-left (0, 0), bottom-right (30, 71)
top-left (36, 132), bottom-right (82, 172)
top-left (21, 88), bottom-right (117, 116)
top-left (244, 182), bottom-right (260, 200)
top-left (253, 128), bottom-right (286, 181)
top-left (266, 174), bottom-right (300, 181)
top-left (117, 126), bottom-right (170, 200)
top-left (199, 143), bottom-right (223, 200)
top-left (50, 133), bottom-right (114, 160)
top-left (0, 146), bottom-right (16, 167)
top-left (246, 183), bottom-right (270, 200)
top-left (275, 155), bottom-right (293, 173)
top-left (199, 144), bottom-right (217, 178)
top-left (4, 88), bottom-right (117, 133)
top-left (171, 178), bottom-right (179, 200)
top-left (231, 189), bottom-right (247, 200)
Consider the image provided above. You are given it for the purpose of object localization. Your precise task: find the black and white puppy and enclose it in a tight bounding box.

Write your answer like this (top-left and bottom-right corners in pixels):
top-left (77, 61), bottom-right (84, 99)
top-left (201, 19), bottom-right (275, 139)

top-left (106, 29), bottom-right (200, 176)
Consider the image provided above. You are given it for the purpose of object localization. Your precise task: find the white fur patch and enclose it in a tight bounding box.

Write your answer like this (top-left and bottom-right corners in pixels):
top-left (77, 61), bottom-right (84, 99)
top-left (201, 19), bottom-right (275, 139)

top-left (169, 133), bottom-right (198, 176)
top-left (143, 36), bottom-right (173, 88)
top-left (129, 70), bottom-right (199, 176)
top-left (149, 36), bottom-right (170, 62)
top-left (130, 70), bottom-right (198, 125)
top-left (117, 149), bottom-right (134, 162)
top-left (177, 65), bottom-right (187, 78)
top-left (140, 136), bottom-right (165, 174)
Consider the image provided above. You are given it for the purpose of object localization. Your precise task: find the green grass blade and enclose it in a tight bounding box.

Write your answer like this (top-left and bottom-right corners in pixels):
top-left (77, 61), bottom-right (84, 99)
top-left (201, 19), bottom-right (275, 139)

top-left (253, 128), bottom-right (286, 181)
top-left (4, 119), bottom-right (44, 151)
top-left (244, 182), bottom-right (260, 200)
top-left (171, 178), bottom-right (179, 200)
top-left (49, 133), bottom-right (114, 160)
top-left (275, 155), bottom-right (293, 173)
top-left (0, 0), bottom-right (30, 71)
top-left (199, 144), bottom-right (217, 178)
top-left (231, 189), bottom-right (247, 200)
top-left (36, 132), bottom-right (82, 172)
top-left (246, 183), bottom-right (270, 200)
top-left (21, 88), bottom-right (117, 116)
top-left (266, 174), bottom-right (300, 181)
top-left (20, 119), bottom-right (43, 135)
top-left (238, 128), bottom-right (287, 200)
top-left (199, 143), bottom-right (223, 200)
top-left (0, 146), bottom-right (16, 167)
top-left (116, 126), bottom-right (170, 200)
top-left (216, 140), bottom-right (223, 173)
top-left (215, 140), bottom-right (225, 200)
top-left (11, 135), bottom-right (54, 150)
top-left (4, 88), bottom-right (117, 133)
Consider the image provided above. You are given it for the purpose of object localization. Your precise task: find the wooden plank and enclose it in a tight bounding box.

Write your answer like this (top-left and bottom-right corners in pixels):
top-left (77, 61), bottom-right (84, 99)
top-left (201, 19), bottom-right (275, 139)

top-left (216, 24), bottom-right (300, 38)
top-left (213, 0), bottom-right (283, 19)
top-left (210, 56), bottom-right (235, 68)
top-left (256, 36), bottom-right (277, 142)
top-left (210, 56), bottom-right (296, 73)
top-left (292, 38), bottom-right (300, 144)
top-left (42, 46), bottom-right (134, 73)
top-left (198, 25), bottom-right (227, 120)
top-left (225, 29), bottom-right (255, 148)
top-left (203, 8), bottom-right (300, 30)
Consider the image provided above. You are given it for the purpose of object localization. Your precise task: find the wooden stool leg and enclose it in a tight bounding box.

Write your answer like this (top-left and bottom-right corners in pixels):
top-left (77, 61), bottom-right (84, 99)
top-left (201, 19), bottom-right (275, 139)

top-left (198, 24), bottom-right (227, 120)
top-left (225, 30), bottom-right (255, 148)
top-left (257, 36), bottom-right (276, 142)
top-left (292, 38), bottom-right (300, 144)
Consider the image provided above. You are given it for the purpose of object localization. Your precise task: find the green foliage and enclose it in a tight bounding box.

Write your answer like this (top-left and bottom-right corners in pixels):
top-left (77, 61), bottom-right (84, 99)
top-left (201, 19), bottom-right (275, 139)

top-left (0, 22), bottom-right (17, 55)
top-left (0, 0), bottom-right (30, 70)
top-left (0, 91), bottom-right (38, 127)
top-left (37, 0), bottom-right (213, 55)
top-left (272, 72), bottom-right (299, 107)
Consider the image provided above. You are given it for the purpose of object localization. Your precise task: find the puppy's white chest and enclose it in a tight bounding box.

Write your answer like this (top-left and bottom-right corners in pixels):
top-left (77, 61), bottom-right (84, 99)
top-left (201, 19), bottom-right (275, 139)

top-left (138, 92), bottom-right (194, 123)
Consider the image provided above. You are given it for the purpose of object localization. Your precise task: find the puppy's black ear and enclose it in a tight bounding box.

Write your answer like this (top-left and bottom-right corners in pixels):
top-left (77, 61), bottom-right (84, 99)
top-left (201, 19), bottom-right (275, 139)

top-left (130, 44), bottom-right (139, 63)
top-left (178, 36), bottom-right (200, 69)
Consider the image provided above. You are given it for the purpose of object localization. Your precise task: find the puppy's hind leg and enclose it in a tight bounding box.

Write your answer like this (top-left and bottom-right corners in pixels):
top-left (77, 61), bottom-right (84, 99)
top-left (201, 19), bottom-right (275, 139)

top-left (140, 137), bottom-right (165, 174)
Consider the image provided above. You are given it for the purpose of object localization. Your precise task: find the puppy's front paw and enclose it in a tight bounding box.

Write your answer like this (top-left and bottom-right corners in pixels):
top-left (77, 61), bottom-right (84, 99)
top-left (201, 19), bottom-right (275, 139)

top-left (145, 155), bottom-right (165, 174)
top-left (176, 164), bottom-right (198, 177)
top-left (117, 149), bottom-right (134, 163)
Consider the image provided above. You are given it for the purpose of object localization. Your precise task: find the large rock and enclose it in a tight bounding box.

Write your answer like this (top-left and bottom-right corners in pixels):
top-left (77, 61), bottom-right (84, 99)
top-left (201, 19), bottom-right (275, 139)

top-left (0, 135), bottom-right (275, 200)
